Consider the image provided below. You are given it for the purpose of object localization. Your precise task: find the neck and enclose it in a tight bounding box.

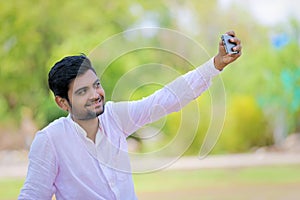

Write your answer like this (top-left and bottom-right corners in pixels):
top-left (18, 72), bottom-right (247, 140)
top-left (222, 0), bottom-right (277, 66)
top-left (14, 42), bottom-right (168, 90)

top-left (72, 116), bottom-right (99, 143)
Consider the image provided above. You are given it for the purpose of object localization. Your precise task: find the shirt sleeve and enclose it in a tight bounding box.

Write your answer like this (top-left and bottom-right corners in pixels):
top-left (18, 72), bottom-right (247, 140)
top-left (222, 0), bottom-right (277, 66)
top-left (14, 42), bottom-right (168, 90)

top-left (109, 58), bottom-right (220, 136)
top-left (18, 131), bottom-right (57, 200)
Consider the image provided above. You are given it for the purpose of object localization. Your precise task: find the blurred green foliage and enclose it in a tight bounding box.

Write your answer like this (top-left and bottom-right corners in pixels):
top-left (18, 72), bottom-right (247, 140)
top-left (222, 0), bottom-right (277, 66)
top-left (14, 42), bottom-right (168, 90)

top-left (0, 0), bottom-right (299, 154)
top-left (216, 95), bottom-right (272, 153)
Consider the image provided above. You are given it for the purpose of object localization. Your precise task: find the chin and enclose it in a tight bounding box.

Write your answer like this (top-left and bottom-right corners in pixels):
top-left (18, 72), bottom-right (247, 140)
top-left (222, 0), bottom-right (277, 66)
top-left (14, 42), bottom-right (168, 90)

top-left (96, 105), bottom-right (105, 116)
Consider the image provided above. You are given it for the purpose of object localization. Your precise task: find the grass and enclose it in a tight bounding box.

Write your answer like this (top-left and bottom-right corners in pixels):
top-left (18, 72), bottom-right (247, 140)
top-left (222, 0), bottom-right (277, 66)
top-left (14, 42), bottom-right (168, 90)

top-left (0, 179), bottom-right (24, 200)
top-left (133, 165), bottom-right (300, 191)
top-left (1, 165), bottom-right (300, 200)
top-left (133, 165), bottom-right (300, 200)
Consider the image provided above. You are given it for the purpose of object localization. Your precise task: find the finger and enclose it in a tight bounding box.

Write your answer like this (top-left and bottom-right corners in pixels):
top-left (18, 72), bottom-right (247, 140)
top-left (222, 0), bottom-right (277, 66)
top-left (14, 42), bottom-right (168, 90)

top-left (231, 37), bottom-right (241, 45)
top-left (233, 44), bottom-right (242, 52)
top-left (234, 47), bottom-right (242, 57)
top-left (219, 40), bottom-right (227, 54)
top-left (233, 51), bottom-right (242, 58)
top-left (225, 30), bottom-right (235, 37)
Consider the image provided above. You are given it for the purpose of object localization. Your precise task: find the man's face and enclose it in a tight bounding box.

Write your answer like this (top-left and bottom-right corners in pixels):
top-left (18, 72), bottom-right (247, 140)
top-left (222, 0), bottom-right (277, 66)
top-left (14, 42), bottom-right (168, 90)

top-left (67, 69), bottom-right (105, 121)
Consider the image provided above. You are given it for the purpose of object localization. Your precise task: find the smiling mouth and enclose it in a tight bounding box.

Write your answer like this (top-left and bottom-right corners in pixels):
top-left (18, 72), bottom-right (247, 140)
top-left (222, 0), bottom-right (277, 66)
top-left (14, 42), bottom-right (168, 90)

top-left (86, 98), bottom-right (103, 107)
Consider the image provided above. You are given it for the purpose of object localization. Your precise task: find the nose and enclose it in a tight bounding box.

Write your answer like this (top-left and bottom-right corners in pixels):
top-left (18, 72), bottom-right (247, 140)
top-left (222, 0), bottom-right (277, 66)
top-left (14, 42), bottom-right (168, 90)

top-left (90, 88), bottom-right (99, 99)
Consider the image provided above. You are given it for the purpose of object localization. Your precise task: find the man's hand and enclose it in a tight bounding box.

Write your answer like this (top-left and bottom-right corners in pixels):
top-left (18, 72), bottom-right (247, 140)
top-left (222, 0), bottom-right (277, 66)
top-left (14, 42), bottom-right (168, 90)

top-left (214, 30), bottom-right (242, 71)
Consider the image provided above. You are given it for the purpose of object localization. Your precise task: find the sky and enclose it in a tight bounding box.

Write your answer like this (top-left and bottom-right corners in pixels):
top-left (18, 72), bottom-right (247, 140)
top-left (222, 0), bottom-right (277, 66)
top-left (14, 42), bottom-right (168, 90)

top-left (218, 0), bottom-right (300, 26)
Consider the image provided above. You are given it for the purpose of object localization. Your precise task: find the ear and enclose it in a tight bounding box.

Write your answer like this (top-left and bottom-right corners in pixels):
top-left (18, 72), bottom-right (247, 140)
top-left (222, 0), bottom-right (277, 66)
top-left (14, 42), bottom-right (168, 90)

top-left (55, 96), bottom-right (70, 111)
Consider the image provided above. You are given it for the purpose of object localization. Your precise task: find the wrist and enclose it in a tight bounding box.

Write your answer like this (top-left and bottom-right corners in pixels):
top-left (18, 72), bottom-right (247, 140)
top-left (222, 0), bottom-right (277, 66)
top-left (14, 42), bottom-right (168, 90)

top-left (213, 55), bottom-right (226, 71)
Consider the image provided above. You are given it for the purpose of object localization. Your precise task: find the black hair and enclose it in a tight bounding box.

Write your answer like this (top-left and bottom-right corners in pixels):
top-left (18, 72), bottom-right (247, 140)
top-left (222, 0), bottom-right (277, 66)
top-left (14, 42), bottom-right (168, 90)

top-left (48, 54), bottom-right (96, 101)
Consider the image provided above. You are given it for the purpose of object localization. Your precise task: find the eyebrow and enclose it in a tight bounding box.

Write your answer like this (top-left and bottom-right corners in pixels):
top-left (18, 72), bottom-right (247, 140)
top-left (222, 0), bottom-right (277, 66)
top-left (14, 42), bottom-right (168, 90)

top-left (74, 79), bottom-right (100, 95)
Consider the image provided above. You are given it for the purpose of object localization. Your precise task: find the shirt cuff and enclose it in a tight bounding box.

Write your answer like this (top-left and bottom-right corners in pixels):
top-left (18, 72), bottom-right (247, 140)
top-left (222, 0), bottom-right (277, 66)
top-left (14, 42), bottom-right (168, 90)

top-left (196, 57), bottom-right (221, 78)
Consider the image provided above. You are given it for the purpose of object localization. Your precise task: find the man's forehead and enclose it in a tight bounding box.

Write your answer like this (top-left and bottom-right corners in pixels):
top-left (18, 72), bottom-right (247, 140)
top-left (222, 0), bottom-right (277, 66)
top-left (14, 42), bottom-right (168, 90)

top-left (72, 70), bottom-right (99, 88)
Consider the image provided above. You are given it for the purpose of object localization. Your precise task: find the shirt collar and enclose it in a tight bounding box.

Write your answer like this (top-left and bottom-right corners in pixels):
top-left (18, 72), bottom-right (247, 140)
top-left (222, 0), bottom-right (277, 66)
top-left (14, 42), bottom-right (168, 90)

top-left (67, 114), bottom-right (103, 145)
top-left (67, 114), bottom-right (87, 137)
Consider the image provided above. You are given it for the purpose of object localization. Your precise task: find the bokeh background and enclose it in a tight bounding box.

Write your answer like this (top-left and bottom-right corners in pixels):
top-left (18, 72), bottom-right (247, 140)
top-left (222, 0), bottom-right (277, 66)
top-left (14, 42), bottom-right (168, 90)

top-left (1, 0), bottom-right (300, 199)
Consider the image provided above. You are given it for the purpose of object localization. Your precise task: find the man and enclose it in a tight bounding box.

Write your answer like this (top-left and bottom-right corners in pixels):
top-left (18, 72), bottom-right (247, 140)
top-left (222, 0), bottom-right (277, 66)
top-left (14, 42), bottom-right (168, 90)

top-left (19, 31), bottom-right (242, 199)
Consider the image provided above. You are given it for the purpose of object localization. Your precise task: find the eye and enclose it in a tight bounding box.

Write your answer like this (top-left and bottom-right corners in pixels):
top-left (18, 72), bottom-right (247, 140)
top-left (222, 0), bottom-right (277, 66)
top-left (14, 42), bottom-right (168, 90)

top-left (77, 89), bottom-right (87, 96)
top-left (95, 81), bottom-right (101, 88)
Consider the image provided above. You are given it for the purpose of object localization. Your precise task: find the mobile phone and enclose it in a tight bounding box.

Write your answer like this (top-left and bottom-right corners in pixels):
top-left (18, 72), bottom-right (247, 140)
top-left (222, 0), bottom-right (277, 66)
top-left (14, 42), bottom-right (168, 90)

top-left (221, 34), bottom-right (238, 54)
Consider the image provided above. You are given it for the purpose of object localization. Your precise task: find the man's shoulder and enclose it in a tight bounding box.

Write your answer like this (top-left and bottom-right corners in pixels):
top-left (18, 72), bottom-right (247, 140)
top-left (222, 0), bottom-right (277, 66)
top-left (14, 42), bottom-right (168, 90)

top-left (39, 116), bottom-right (70, 135)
